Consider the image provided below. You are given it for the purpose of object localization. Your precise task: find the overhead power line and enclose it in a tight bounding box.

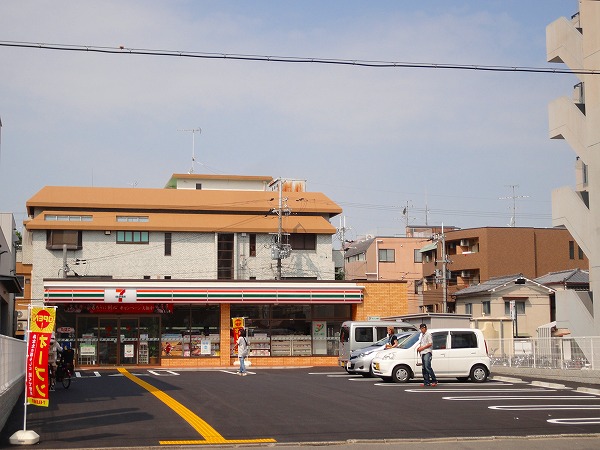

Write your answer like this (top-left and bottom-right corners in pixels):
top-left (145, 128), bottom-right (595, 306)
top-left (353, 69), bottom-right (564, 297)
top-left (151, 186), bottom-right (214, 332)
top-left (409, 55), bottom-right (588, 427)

top-left (0, 40), bottom-right (597, 75)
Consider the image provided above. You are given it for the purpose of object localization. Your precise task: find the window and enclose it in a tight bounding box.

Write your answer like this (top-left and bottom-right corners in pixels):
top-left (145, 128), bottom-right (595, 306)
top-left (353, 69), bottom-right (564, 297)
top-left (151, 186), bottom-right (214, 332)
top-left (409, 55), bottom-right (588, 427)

top-left (196, 183), bottom-right (202, 190)
top-left (165, 232), bottom-right (172, 256)
top-left (45, 215), bottom-right (92, 222)
top-left (355, 327), bottom-right (374, 343)
top-left (451, 331), bottom-right (478, 349)
top-left (116, 216), bottom-right (149, 222)
top-left (569, 241), bottom-right (575, 260)
top-left (46, 230), bottom-right (82, 250)
top-left (116, 231), bottom-right (149, 244)
top-left (414, 249), bottom-right (423, 263)
top-left (432, 332), bottom-right (447, 350)
top-left (378, 249), bottom-right (395, 262)
top-left (217, 233), bottom-right (234, 279)
top-left (482, 301), bottom-right (491, 315)
top-left (16, 276), bottom-right (24, 298)
top-left (249, 234), bottom-right (256, 257)
top-left (579, 246), bottom-right (584, 260)
top-left (504, 300), bottom-right (526, 315)
top-left (465, 303), bottom-right (472, 315)
top-left (289, 233), bottom-right (316, 250)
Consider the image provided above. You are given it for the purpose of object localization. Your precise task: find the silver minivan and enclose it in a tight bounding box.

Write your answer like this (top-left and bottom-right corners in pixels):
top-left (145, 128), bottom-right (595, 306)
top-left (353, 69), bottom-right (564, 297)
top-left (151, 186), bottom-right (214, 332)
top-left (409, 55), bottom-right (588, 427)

top-left (371, 328), bottom-right (491, 383)
top-left (346, 332), bottom-right (414, 376)
top-left (338, 320), bottom-right (417, 369)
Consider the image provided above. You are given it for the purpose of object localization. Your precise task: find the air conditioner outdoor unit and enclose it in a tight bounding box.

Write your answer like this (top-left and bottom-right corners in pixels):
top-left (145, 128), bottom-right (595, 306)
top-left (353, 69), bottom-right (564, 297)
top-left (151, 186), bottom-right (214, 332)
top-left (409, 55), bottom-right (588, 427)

top-left (17, 321), bottom-right (26, 331)
top-left (460, 239), bottom-right (470, 246)
top-left (17, 310), bottom-right (24, 319)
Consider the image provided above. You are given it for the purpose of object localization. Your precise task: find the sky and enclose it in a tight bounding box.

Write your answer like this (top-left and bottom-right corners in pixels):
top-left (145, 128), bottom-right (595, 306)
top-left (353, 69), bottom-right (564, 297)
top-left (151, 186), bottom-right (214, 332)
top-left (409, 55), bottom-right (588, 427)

top-left (0, 0), bottom-right (581, 244)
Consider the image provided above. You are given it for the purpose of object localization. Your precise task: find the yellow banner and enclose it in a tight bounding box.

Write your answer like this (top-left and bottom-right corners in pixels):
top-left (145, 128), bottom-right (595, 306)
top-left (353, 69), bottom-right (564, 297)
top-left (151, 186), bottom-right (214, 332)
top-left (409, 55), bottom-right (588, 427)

top-left (231, 317), bottom-right (245, 329)
top-left (30, 307), bottom-right (56, 333)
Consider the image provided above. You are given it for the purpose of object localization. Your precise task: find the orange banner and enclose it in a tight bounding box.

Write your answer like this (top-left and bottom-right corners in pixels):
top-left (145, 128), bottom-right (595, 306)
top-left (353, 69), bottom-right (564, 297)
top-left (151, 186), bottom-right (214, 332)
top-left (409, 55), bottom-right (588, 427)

top-left (27, 307), bottom-right (56, 407)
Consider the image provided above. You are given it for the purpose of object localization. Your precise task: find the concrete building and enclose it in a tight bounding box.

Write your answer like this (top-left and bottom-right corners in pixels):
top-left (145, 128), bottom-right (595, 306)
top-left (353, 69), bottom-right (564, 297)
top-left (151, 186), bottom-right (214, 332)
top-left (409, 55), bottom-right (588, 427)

top-left (420, 227), bottom-right (588, 313)
top-left (547, 1), bottom-right (600, 336)
top-left (0, 213), bottom-right (22, 336)
top-left (19, 174), bottom-right (415, 368)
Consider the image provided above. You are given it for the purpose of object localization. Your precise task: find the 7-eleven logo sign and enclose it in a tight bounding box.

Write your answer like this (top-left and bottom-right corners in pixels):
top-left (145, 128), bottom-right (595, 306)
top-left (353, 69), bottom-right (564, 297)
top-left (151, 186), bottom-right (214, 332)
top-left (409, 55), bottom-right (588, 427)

top-left (104, 288), bottom-right (137, 303)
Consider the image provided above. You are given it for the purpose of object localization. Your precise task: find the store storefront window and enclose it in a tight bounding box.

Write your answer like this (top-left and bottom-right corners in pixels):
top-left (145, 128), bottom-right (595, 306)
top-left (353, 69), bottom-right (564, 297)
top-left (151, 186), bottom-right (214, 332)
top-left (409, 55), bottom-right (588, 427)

top-left (187, 305), bottom-right (220, 357)
top-left (230, 304), bottom-right (351, 357)
top-left (161, 305), bottom-right (220, 357)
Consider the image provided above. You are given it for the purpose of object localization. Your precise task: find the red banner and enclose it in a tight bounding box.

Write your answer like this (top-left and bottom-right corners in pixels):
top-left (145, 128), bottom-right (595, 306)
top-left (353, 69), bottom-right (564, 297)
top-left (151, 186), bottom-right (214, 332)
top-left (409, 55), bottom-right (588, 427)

top-left (27, 307), bottom-right (56, 407)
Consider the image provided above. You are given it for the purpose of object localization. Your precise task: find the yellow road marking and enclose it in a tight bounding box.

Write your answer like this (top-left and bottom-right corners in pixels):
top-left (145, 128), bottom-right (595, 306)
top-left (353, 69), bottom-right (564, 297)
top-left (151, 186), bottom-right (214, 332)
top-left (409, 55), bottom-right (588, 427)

top-left (118, 368), bottom-right (276, 445)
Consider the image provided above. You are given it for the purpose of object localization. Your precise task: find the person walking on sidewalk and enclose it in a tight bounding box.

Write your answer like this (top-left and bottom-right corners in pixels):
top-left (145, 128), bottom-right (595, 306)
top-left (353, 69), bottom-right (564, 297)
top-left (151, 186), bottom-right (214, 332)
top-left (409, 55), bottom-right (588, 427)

top-left (234, 328), bottom-right (250, 376)
top-left (417, 323), bottom-right (437, 387)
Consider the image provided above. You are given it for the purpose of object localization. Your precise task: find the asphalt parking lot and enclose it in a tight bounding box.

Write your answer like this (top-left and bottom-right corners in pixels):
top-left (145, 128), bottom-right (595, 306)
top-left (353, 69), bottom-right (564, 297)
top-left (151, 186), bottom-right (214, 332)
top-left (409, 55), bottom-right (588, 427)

top-left (2, 367), bottom-right (600, 449)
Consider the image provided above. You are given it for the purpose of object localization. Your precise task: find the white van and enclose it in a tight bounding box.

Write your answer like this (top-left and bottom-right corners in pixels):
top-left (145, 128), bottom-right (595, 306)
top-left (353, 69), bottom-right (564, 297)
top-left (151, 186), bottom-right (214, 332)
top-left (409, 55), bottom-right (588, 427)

top-left (370, 328), bottom-right (491, 383)
top-left (338, 320), bottom-right (417, 368)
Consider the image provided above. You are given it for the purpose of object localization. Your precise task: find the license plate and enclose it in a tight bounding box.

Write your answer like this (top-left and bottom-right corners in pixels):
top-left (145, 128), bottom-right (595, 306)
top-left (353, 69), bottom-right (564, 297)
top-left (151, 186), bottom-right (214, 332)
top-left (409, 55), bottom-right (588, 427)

top-left (346, 361), bottom-right (352, 369)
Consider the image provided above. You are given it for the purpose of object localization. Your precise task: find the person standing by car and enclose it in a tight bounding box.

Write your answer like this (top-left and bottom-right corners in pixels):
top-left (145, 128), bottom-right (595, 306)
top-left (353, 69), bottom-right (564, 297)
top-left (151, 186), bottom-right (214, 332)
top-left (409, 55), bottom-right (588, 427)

top-left (384, 326), bottom-right (399, 349)
top-left (417, 324), bottom-right (437, 387)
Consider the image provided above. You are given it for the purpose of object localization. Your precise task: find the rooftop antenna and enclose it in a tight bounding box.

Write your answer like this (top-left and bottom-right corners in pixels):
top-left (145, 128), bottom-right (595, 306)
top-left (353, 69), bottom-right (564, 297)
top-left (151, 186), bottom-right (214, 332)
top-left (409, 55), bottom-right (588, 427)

top-left (500, 184), bottom-right (529, 227)
top-left (178, 127), bottom-right (201, 173)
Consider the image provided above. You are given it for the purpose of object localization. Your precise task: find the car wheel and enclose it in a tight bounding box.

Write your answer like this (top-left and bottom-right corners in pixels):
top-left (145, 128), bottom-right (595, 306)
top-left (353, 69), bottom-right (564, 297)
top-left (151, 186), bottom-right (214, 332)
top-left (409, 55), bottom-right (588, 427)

top-left (456, 377), bottom-right (469, 382)
top-left (391, 365), bottom-right (411, 383)
top-left (470, 364), bottom-right (488, 383)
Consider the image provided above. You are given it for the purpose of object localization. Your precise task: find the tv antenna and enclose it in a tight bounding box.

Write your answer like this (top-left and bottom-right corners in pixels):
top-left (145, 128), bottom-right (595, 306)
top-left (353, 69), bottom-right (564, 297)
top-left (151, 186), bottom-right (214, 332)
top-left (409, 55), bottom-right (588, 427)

top-left (500, 184), bottom-right (529, 227)
top-left (178, 127), bottom-right (201, 173)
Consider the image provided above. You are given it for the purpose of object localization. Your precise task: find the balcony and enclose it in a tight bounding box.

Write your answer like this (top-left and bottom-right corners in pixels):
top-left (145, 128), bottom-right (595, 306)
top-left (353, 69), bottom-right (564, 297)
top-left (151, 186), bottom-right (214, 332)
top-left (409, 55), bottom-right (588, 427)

top-left (547, 16), bottom-right (583, 72)
top-left (548, 97), bottom-right (587, 159)
top-left (552, 186), bottom-right (591, 257)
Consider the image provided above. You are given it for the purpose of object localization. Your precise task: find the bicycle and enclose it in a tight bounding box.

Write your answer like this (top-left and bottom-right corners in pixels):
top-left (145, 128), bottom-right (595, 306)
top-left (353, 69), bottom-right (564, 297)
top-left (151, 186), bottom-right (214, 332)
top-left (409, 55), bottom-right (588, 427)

top-left (50, 357), bottom-right (73, 390)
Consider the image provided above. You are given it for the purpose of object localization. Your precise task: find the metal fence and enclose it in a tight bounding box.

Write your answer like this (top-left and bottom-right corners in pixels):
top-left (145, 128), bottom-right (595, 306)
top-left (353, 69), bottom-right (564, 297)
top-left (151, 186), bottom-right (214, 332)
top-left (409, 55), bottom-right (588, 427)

top-left (486, 336), bottom-right (600, 370)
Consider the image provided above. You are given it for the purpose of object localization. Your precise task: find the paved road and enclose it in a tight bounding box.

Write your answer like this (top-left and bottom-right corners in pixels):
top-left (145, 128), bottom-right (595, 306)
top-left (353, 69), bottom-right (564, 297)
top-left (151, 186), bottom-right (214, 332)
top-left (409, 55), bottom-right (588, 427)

top-left (2, 367), bottom-right (600, 449)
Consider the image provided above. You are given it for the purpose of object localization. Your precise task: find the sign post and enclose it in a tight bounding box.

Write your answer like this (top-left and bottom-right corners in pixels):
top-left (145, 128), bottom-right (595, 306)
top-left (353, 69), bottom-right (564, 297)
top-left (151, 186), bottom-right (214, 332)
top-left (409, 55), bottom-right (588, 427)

top-left (10, 305), bottom-right (57, 445)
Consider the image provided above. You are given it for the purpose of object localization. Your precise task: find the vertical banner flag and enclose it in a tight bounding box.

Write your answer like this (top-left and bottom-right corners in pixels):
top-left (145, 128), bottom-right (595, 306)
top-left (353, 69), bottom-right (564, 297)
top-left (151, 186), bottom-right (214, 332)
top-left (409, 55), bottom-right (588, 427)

top-left (27, 307), bottom-right (56, 407)
top-left (231, 317), bottom-right (245, 355)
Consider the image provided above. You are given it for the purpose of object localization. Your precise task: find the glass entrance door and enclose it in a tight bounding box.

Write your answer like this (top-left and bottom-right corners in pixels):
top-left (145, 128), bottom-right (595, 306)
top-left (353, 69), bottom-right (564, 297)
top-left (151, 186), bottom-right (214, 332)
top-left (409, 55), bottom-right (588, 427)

top-left (119, 318), bottom-right (139, 364)
top-left (77, 315), bottom-right (156, 366)
top-left (98, 318), bottom-right (118, 365)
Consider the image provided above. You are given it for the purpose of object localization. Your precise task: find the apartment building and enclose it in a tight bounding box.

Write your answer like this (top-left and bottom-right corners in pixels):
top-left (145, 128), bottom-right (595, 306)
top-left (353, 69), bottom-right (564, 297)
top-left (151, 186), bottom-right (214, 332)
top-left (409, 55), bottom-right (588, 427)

top-left (344, 235), bottom-right (428, 314)
top-left (420, 227), bottom-right (588, 313)
top-left (547, 1), bottom-right (600, 336)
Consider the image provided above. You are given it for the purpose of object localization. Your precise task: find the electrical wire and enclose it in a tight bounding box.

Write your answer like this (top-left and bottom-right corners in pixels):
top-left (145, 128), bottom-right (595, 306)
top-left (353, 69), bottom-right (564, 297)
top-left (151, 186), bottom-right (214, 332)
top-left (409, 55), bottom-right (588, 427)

top-left (0, 40), bottom-right (596, 75)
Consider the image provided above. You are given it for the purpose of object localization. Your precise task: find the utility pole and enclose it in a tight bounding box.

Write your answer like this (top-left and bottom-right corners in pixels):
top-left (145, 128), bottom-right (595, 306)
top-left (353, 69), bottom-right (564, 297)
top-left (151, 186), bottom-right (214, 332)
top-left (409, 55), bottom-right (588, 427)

top-left (178, 127), bottom-right (201, 174)
top-left (271, 179), bottom-right (291, 280)
top-left (500, 184), bottom-right (528, 227)
top-left (433, 223), bottom-right (450, 312)
top-left (336, 216), bottom-right (351, 248)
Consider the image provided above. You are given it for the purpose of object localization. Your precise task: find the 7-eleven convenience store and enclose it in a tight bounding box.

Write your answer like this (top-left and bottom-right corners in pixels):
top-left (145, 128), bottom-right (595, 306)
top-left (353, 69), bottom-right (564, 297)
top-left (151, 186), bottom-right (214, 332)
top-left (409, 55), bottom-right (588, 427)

top-left (44, 279), bottom-right (377, 368)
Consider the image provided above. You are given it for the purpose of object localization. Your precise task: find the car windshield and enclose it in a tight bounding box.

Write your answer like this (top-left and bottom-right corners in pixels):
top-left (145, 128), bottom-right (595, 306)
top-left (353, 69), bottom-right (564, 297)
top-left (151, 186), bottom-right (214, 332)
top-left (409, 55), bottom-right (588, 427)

top-left (397, 332), bottom-right (420, 349)
top-left (374, 332), bottom-right (412, 346)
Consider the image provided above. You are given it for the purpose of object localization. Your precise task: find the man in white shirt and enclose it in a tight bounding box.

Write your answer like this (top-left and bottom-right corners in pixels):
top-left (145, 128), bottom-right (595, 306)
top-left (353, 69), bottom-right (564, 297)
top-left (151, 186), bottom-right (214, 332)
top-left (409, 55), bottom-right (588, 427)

top-left (416, 323), bottom-right (437, 387)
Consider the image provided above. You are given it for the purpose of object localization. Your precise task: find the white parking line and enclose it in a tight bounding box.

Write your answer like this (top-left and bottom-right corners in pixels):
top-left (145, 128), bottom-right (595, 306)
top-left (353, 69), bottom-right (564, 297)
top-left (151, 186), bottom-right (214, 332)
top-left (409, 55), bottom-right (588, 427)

top-left (148, 370), bottom-right (180, 376)
top-left (443, 395), bottom-right (599, 401)
top-left (548, 417), bottom-right (600, 425)
top-left (220, 370), bottom-right (255, 376)
top-left (405, 388), bottom-right (550, 393)
top-left (309, 372), bottom-right (347, 375)
top-left (490, 405), bottom-right (600, 411)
